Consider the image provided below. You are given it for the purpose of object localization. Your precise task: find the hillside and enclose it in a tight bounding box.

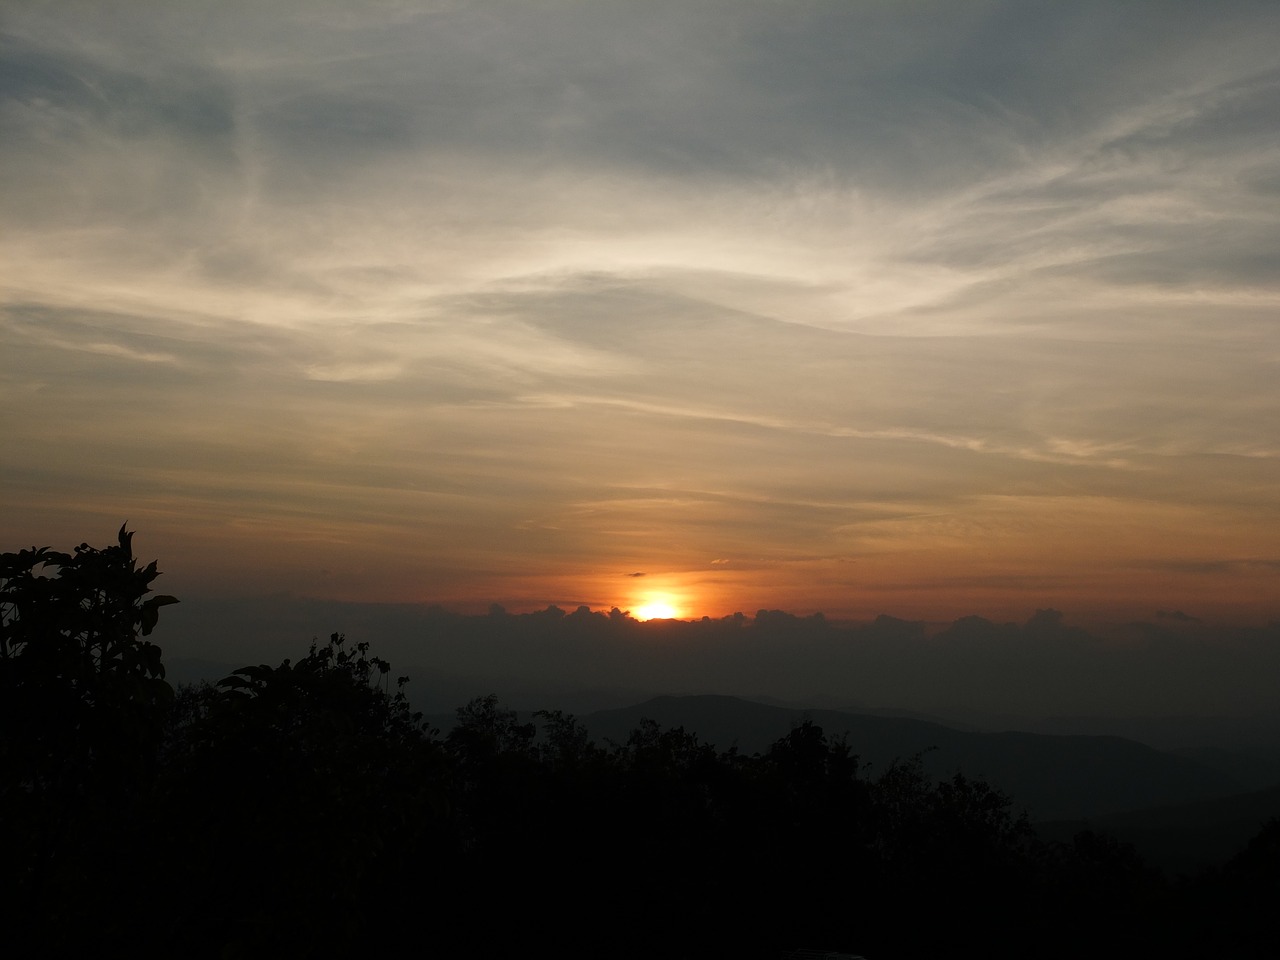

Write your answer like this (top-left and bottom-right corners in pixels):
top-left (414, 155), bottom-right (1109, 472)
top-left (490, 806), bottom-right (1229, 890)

top-left (579, 694), bottom-right (1251, 821)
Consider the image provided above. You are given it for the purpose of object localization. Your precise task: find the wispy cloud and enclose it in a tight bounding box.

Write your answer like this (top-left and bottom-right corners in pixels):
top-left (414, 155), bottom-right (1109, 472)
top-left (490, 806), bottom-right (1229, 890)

top-left (2, 1), bottom-right (1278, 619)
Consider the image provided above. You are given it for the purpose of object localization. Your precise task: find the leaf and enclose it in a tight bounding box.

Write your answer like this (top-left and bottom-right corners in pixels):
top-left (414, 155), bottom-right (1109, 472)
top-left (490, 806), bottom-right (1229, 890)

top-left (117, 522), bottom-right (133, 556)
top-left (139, 596), bottom-right (177, 636)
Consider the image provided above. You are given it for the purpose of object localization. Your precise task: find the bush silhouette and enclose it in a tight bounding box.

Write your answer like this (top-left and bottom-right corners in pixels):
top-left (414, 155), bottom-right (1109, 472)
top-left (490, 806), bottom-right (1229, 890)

top-left (155, 634), bottom-right (449, 956)
top-left (1, 525), bottom-right (177, 942)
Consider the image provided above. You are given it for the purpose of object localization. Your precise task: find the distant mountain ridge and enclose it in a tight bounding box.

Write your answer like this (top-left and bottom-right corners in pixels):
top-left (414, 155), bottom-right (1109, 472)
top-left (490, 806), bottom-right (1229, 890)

top-left (1039, 781), bottom-right (1280, 875)
top-left (579, 694), bottom-right (1250, 821)
top-left (175, 647), bottom-right (1268, 826)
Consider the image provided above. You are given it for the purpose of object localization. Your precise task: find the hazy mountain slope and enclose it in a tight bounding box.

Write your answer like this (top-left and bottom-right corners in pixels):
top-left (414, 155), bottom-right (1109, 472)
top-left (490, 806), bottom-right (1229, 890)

top-left (581, 695), bottom-right (1245, 820)
top-left (1039, 782), bottom-right (1280, 876)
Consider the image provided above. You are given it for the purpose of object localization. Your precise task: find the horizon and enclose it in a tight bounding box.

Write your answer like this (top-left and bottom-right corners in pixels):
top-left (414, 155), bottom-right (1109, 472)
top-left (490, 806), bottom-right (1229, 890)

top-left (157, 589), bottom-right (1280, 721)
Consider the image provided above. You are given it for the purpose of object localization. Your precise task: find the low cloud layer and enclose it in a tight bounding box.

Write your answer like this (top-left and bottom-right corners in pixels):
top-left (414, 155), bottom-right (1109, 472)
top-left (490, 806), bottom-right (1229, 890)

top-left (163, 598), bottom-right (1280, 721)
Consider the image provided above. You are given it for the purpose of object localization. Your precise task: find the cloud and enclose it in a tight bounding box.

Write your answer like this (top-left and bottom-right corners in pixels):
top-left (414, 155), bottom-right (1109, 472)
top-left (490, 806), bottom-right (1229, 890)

top-left (1157, 610), bottom-right (1202, 623)
top-left (2, 1), bottom-right (1278, 623)
top-left (1140, 559), bottom-right (1280, 576)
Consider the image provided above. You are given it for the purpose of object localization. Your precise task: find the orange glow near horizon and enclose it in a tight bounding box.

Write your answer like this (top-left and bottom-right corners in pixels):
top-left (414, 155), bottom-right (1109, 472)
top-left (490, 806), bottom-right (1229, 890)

top-left (632, 596), bottom-right (684, 621)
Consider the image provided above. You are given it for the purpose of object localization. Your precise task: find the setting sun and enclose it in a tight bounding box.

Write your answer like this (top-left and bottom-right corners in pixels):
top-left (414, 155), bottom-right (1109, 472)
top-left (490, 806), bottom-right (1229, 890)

top-left (633, 598), bottom-right (681, 621)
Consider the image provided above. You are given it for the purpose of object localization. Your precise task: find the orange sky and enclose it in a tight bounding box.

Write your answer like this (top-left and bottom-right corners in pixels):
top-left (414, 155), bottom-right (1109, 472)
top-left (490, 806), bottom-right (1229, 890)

top-left (3, 2), bottom-right (1279, 626)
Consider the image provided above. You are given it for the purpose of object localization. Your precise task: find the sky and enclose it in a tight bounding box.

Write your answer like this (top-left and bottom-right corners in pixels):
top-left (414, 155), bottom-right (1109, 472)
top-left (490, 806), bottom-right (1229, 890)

top-left (3, 0), bottom-right (1280, 629)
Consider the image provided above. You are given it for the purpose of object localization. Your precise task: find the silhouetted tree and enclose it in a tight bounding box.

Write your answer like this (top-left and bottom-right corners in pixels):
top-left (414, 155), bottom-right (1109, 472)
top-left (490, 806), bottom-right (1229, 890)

top-left (1198, 817), bottom-right (1280, 958)
top-left (152, 633), bottom-right (447, 956)
top-left (0, 526), bottom-right (177, 944)
top-left (7, 528), bottom-right (1254, 958)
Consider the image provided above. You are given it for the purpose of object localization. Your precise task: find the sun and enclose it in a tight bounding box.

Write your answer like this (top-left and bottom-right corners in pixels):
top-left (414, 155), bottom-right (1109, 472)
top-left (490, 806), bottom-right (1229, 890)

top-left (633, 598), bottom-right (681, 621)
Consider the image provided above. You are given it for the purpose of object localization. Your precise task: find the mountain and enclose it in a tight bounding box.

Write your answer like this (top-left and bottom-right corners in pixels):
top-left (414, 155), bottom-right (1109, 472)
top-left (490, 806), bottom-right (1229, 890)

top-left (1038, 782), bottom-right (1280, 876)
top-left (579, 694), bottom-right (1250, 821)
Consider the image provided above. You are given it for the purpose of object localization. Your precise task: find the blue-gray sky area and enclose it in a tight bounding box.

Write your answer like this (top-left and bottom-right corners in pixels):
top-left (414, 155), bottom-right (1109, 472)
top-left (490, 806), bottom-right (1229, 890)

top-left (3, 1), bottom-right (1279, 636)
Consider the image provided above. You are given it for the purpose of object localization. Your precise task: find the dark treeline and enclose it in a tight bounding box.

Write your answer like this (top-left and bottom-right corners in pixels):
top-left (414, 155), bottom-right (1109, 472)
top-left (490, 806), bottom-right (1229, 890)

top-left (3, 532), bottom-right (1276, 958)
top-left (166, 590), bottom-right (1280, 721)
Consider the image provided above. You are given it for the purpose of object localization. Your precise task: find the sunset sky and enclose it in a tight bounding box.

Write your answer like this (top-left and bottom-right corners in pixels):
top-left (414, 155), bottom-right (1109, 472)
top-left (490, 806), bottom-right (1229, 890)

top-left (4, 0), bottom-right (1279, 626)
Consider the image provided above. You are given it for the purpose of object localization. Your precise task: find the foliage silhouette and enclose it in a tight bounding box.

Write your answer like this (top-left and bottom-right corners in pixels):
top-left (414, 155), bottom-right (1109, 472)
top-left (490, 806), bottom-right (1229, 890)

top-left (4, 529), bottom-right (1275, 958)
top-left (154, 633), bottom-right (449, 957)
top-left (1, 525), bottom-right (177, 940)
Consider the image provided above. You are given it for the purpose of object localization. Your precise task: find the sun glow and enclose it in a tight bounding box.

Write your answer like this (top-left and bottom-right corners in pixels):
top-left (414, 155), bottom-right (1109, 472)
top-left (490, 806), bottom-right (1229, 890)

top-left (633, 598), bottom-right (681, 621)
